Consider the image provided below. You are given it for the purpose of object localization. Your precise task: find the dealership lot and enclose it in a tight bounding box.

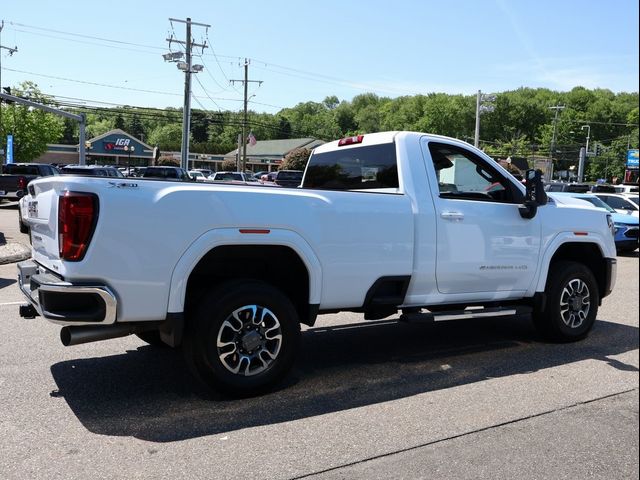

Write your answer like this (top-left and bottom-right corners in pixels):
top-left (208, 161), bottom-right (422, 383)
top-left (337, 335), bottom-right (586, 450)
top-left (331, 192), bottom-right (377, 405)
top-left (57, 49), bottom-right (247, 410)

top-left (0, 202), bottom-right (637, 479)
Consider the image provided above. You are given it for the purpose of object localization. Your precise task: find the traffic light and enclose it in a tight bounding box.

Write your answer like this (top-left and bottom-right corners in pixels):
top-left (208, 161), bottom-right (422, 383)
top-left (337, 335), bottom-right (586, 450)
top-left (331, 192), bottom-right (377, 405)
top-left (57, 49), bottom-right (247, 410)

top-left (595, 143), bottom-right (602, 156)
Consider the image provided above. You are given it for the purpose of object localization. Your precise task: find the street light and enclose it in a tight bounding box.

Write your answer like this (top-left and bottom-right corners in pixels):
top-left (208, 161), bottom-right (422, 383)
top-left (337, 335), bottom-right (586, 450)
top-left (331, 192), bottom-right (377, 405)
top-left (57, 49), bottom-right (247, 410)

top-left (124, 145), bottom-right (135, 174)
top-left (581, 125), bottom-right (591, 153)
top-left (84, 141), bottom-right (93, 164)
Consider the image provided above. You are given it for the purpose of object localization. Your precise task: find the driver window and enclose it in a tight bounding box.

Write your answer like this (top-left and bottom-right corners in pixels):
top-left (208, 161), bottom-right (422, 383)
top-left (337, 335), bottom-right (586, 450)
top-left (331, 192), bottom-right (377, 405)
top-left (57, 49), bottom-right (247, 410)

top-left (428, 142), bottom-right (514, 203)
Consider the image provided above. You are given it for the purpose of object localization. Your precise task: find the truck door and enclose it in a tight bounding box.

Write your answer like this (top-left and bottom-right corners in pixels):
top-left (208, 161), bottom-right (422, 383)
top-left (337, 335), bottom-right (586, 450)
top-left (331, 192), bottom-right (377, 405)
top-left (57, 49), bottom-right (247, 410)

top-left (421, 139), bottom-right (541, 295)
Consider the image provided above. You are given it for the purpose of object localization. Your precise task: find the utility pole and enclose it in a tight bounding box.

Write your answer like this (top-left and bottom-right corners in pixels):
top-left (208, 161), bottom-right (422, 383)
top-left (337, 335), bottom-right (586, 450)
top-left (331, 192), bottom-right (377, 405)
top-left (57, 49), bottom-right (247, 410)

top-left (577, 124), bottom-right (590, 183)
top-left (0, 20), bottom-right (19, 159)
top-left (231, 59), bottom-right (262, 172)
top-left (164, 17), bottom-right (209, 171)
top-left (548, 104), bottom-right (565, 182)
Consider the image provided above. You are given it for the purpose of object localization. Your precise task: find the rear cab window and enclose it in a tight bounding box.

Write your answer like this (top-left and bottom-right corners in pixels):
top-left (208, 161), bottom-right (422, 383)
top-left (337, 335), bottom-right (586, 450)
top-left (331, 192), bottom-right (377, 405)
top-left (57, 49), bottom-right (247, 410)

top-left (302, 143), bottom-right (399, 192)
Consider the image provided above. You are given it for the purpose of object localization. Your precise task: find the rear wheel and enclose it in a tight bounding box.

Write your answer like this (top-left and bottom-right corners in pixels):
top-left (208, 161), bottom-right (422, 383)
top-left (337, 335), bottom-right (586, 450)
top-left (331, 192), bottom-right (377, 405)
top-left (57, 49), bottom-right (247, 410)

top-left (184, 280), bottom-right (300, 397)
top-left (532, 261), bottom-right (599, 342)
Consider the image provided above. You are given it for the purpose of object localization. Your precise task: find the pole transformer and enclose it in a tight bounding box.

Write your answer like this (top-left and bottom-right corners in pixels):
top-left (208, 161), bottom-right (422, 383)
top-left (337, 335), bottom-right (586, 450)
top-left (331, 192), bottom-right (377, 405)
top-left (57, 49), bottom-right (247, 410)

top-left (165, 17), bottom-right (209, 171)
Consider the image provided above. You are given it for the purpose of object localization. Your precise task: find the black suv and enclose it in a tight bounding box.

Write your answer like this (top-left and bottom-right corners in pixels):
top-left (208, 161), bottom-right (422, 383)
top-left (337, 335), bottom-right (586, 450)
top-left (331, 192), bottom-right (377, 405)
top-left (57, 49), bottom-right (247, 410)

top-left (143, 166), bottom-right (192, 181)
top-left (275, 170), bottom-right (303, 188)
top-left (60, 165), bottom-right (124, 177)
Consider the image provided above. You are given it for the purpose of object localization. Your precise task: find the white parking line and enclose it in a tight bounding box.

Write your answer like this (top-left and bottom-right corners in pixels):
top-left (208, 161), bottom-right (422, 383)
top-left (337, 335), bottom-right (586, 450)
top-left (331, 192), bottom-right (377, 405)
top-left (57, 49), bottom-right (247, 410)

top-left (0, 302), bottom-right (26, 307)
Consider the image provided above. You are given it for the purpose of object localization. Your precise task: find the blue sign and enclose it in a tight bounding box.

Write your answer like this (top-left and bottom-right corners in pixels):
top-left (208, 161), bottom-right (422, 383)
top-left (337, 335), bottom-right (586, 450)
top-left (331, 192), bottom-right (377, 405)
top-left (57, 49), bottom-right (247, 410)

top-left (6, 135), bottom-right (13, 164)
top-left (627, 149), bottom-right (639, 169)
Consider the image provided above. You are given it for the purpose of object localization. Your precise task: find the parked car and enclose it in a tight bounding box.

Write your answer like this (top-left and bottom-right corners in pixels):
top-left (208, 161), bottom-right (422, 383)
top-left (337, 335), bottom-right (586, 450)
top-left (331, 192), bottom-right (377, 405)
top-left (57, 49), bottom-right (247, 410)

top-left (614, 184), bottom-right (639, 194)
top-left (0, 163), bottom-right (59, 201)
top-left (274, 170), bottom-right (303, 188)
top-left (211, 171), bottom-right (259, 183)
top-left (188, 170), bottom-right (210, 182)
top-left (260, 172), bottom-right (278, 184)
top-left (191, 168), bottom-right (213, 178)
top-left (60, 165), bottom-right (125, 177)
top-left (589, 184), bottom-right (617, 193)
top-left (142, 166), bottom-right (192, 181)
top-left (594, 193), bottom-right (639, 218)
top-left (549, 192), bottom-right (638, 254)
top-left (544, 181), bottom-right (590, 193)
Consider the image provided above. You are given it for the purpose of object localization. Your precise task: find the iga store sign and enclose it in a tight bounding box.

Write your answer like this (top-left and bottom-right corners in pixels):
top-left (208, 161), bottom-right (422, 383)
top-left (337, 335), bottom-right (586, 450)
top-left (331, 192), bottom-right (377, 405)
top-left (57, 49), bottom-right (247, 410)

top-left (104, 138), bottom-right (132, 151)
top-left (627, 149), bottom-right (639, 170)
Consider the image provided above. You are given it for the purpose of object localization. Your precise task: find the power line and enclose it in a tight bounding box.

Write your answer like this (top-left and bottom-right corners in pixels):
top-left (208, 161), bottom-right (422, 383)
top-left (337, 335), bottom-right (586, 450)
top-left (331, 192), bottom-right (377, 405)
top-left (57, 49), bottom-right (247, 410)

top-left (4, 67), bottom-right (254, 107)
top-left (4, 67), bottom-right (181, 96)
top-left (8, 21), bottom-right (166, 51)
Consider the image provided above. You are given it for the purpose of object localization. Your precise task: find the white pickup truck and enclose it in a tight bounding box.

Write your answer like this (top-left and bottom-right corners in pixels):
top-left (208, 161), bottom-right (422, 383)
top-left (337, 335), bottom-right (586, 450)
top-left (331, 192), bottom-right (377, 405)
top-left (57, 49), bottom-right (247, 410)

top-left (18, 131), bottom-right (617, 396)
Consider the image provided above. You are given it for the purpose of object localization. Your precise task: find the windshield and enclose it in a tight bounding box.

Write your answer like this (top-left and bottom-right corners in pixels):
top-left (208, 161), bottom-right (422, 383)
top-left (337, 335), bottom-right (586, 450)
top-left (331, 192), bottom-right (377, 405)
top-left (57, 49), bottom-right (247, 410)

top-left (627, 195), bottom-right (638, 204)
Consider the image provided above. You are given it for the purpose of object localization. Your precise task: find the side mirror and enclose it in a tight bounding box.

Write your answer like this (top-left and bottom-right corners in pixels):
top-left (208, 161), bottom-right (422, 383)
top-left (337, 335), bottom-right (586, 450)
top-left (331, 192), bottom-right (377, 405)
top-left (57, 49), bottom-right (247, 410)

top-left (519, 169), bottom-right (547, 219)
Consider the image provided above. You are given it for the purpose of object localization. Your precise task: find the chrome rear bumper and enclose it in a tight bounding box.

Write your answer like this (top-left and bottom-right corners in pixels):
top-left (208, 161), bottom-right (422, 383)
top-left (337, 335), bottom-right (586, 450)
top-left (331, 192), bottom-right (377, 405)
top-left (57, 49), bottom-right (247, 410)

top-left (17, 260), bottom-right (117, 326)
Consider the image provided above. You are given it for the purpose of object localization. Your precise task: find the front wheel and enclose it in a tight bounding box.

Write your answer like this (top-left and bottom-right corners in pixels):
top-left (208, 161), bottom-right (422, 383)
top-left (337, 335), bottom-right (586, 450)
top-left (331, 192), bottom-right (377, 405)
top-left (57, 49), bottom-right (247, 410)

top-left (184, 280), bottom-right (300, 397)
top-left (532, 261), bottom-right (599, 342)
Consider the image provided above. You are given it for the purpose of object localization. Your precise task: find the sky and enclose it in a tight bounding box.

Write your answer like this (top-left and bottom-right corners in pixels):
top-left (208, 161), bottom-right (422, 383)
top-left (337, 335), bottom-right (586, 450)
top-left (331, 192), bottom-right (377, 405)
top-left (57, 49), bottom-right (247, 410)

top-left (1, 0), bottom-right (638, 115)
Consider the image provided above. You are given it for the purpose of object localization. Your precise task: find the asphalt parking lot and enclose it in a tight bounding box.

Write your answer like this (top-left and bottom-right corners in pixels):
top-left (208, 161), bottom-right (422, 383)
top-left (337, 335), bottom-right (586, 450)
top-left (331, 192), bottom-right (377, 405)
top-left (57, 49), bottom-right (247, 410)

top-left (0, 201), bottom-right (638, 480)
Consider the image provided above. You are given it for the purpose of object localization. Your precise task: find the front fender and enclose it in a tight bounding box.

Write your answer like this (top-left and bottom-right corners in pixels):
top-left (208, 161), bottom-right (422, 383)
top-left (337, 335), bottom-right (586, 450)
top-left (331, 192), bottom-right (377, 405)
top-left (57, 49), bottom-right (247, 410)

top-left (528, 230), bottom-right (615, 295)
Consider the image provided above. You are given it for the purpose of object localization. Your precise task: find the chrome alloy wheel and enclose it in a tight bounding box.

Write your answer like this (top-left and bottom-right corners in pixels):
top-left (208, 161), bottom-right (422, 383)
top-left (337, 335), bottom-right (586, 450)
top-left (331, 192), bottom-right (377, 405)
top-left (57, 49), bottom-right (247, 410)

top-left (559, 278), bottom-right (591, 329)
top-left (216, 305), bottom-right (283, 376)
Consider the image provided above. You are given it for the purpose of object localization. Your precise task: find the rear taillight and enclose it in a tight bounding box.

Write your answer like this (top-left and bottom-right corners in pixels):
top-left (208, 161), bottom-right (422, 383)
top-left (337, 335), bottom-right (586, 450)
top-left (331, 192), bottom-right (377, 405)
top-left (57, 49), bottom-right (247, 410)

top-left (17, 176), bottom-right (28, 190)
top-left (58, 192), bottom-right (98, 261)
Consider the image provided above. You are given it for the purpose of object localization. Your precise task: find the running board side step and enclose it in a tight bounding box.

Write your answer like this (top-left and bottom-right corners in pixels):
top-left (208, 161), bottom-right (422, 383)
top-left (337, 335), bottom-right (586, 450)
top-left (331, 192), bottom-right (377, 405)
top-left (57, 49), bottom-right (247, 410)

top-left (400, 306), bottom-right (532, 323)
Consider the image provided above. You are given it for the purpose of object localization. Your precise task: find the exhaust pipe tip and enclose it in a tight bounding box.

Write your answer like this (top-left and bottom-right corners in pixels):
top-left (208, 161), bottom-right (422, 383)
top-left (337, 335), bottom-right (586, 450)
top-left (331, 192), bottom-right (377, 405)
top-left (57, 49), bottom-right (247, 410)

top-left (60, 324), bottom-right (137, 347)
top-left (60, 327), bottom-right (73, 347)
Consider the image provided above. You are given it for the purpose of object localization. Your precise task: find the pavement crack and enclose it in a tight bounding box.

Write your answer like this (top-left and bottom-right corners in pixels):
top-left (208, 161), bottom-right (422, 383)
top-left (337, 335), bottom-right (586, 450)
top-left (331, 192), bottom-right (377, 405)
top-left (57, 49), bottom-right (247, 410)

top-left (289, 388), bottom-right (639, 480)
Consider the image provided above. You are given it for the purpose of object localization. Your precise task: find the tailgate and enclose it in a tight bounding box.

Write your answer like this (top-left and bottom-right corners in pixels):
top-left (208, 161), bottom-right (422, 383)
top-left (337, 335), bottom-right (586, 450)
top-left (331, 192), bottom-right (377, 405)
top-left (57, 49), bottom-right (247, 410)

top-left (25, 178), bottom-right (64, 267)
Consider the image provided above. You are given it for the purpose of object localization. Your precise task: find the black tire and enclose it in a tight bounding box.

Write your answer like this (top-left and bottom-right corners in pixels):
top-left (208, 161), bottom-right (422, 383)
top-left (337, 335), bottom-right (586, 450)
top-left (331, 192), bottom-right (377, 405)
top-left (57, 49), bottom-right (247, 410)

top-left (183, 280), bottom-right (300, 397)
top-left (532, 261), bottom-right (599, 342)
top-left (135, 330), bottom-right (170, 348)
top-left (18, 213), bottom-right (29, 234)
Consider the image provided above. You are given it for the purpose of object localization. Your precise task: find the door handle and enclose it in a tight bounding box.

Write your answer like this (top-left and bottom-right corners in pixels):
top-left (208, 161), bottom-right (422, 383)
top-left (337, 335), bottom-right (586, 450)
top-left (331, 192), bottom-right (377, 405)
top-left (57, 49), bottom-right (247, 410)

top-left (440, 211), bottom-right (464, 221)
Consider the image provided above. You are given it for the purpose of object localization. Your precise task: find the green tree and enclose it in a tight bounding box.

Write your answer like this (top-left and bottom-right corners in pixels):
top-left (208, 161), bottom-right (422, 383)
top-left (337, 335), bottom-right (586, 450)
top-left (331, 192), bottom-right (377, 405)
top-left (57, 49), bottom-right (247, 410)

top-left (127, 113), bottom-right (145, 140)
top-left (191, 110), bottom-right (210, 143)
top-left (221, 158), bottom-right (237, 170)
top-left (87, 119), bottom-right (112, 139)
top-left (61, 117), bottom-right (78, 144)
top-left (280, 147), bottom-right (311, 171)
top-left (0, 81), bottom-right (64, 162)
top-left (114, 113), bottom-right (126, 130)
top-left (148, 124), bottom-right (183, 151)
top-left (158, 155), bottom-right (179, 166)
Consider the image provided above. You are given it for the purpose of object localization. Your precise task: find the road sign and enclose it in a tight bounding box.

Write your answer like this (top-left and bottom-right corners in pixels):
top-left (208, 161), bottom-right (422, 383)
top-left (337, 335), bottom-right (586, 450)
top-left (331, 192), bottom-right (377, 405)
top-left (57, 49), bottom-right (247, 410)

top-left (627, 149), bottom-right (639, 169)
top-left (7, 135), bottom-right (13, 164)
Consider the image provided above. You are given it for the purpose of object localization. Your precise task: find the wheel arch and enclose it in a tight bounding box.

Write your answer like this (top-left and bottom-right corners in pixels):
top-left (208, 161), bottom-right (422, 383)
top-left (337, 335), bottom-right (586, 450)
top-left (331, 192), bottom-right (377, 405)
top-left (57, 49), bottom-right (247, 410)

top-left (535, 239), bottom-right (611, 303)
top-left (167, 228), bottom-right (322, 326)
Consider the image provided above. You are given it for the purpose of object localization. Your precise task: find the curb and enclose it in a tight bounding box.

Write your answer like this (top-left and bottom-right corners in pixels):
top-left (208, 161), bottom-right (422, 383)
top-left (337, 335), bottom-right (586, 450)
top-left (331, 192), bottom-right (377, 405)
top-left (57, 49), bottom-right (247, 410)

top-left (0, 242), bottom-right (31, 265)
